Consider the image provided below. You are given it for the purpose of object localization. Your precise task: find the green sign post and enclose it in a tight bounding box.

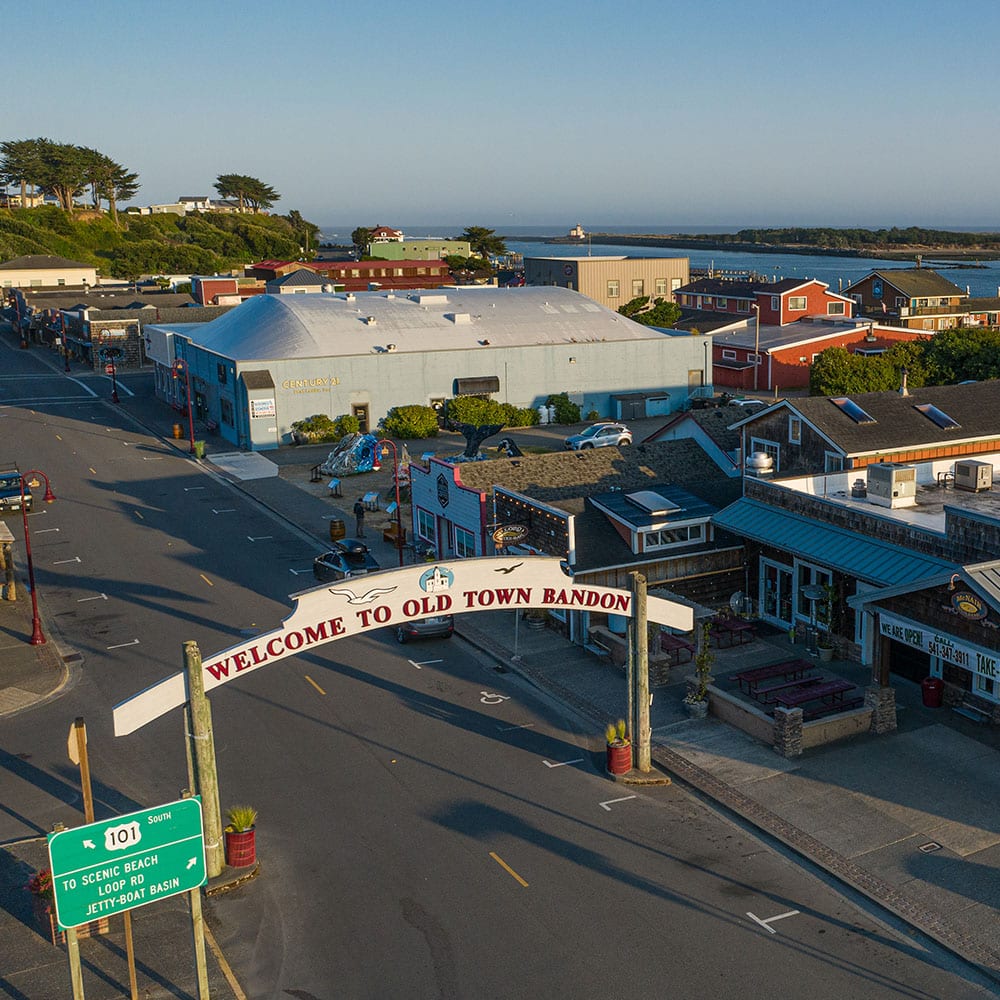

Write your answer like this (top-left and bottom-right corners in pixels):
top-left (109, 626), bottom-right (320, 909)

top-left (48, 797), bottom-right (206, 930)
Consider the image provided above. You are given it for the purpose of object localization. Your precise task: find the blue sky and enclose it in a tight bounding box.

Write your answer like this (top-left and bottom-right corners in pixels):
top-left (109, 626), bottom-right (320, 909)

top-left (10, 0), bottom-right (1000, 230)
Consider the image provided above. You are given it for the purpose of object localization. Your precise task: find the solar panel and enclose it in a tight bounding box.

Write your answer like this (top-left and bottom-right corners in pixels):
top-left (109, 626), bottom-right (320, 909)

top-left (830, 397), bottom-right (877, 424)
top-left (914, 403), bottom-right (960, 430)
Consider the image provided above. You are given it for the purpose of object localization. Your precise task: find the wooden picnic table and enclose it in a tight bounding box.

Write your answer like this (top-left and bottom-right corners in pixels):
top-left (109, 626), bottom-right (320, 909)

top-left (659, 632), bottom-right (695, 665)
top-left (733, 659), bottom-right (813, 695)
top-left (775, 678), bottom-right (855, 710)
top-left (757, 675), bottom-right (822, 704)
top-left (713, 616), bottom-right (756, 647)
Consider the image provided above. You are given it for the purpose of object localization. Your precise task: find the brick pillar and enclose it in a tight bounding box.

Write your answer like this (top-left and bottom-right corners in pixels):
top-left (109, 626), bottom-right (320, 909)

top-left (865, 684), bottom-right (897, 734)
top-left (772, 706), bottom-right (803, 758)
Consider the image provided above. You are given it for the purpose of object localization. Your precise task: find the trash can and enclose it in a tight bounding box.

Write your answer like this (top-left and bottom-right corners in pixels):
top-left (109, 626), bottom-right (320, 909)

top-left (921, 677), bottom-right (944, 708)
top-left (329, 519), bottom-right (346, 542)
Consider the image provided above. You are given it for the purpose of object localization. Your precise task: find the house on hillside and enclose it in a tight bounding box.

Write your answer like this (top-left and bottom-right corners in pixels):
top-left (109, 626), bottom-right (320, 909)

top-left (0, 255), bottom-right (97, 289)
top-left (843, 268), bottom-right (968, 330)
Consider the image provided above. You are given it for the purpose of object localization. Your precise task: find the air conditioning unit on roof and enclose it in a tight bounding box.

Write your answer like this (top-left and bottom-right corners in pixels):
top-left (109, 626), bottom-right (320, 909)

top-left (867, 463), bottom-right (917, 509)
top-left (954, 459), bottom-right (992, 492)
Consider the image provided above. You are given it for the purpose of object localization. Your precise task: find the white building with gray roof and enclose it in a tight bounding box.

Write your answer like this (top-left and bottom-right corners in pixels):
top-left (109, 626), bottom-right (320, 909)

top-left (145, 286), bottom-right (714, 451)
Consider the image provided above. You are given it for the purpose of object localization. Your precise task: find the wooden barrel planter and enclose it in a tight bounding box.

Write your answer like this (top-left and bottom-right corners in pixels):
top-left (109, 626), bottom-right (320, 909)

top-left (606, 741), bottom-right (632, 775)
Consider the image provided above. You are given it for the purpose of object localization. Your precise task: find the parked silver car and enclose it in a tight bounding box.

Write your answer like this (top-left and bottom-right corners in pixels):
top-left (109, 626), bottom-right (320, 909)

top-left (395, 616), bottom-right (454, 644)
top-left (563, 423), bottom-right (632, 450)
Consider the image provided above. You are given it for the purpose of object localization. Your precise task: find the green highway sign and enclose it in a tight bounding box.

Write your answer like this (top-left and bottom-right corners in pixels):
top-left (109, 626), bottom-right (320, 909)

top-left (48, 797), bottom-right (206, 929)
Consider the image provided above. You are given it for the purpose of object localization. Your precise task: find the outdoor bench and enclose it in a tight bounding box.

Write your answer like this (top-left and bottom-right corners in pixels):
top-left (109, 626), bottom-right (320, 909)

top-left (733, 659), bottom-right (812, 695)
top-left (756, 675), bottom-right (822, 703)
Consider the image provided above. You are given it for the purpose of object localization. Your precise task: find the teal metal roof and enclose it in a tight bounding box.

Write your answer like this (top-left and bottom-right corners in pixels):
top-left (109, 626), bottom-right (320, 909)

top-left (713, 498), bottom-right (956, 586)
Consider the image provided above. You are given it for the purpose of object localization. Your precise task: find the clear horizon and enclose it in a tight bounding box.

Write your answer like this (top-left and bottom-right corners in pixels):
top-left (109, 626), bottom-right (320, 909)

top-left (9, 0), bottom-right (1000, 229)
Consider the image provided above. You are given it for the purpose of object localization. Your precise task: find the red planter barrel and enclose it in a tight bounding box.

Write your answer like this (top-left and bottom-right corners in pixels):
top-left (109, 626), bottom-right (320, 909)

top-left (606, 742), bottom-right (632, 775)
top-left (921, 677), bottom-right (944, 708)
top-left (225, 828), bottom-right (256, 867)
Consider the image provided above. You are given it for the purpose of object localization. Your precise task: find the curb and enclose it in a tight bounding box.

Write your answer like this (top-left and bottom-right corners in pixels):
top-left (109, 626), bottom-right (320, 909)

top-left (205, 861), bottom-right (261, 897)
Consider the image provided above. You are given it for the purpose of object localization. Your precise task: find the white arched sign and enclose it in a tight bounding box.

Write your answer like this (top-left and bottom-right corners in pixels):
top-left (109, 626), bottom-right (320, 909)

top-left (113, 556), bottom-right (692, 736)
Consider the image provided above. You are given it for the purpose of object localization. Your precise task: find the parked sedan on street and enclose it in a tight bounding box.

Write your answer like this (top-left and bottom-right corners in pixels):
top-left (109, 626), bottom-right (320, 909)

top-left (313, 538), bottom-right (381, 582)
top-left (563, 422), bottom-right (632, 450)
top-left (395, 615), bottom-right (455, 644)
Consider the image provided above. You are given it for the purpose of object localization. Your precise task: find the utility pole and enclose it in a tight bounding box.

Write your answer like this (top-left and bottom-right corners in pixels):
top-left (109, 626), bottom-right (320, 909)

top-left (631, 573), bottom-right (651, 772)
top-left (185, 641), bottom-right (223, 878)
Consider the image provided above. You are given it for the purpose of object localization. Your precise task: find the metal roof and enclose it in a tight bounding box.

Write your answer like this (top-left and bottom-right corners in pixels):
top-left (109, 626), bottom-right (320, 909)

top-left (157, 286), bottom-right (671, 362)
top-left (712, 497), bottom-right (956, 585)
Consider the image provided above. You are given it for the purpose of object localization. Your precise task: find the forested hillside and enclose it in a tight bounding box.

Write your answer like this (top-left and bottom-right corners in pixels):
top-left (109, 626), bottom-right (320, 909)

top-left (0, 206), bottom-right (309, 279)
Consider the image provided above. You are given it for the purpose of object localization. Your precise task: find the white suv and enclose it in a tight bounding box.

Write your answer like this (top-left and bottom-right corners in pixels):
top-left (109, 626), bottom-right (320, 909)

top-left (564, 423), bottom-right (632, 450)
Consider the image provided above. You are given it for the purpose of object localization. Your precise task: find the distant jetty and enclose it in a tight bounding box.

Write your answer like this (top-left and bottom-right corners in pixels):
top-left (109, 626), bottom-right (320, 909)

top-left (507, 232), bottom-right (1000, 263)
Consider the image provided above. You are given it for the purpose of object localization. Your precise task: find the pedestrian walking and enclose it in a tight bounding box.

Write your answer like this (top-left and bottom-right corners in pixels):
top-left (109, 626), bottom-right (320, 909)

top-left (353, 498), bottom-right (366, 537)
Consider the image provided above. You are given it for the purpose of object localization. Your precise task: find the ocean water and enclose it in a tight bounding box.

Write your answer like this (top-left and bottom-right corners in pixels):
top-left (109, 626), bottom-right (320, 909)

top-left (318, 225), bottom-right (1000, 298)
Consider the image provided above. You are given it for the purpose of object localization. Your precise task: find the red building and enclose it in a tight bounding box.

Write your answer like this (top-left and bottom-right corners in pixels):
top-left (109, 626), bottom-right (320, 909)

top-left (245, 259), bottom-right (452, 292)
top-left (711, 321), bottom-right (930, 392)
top-left (675, 276), bottom-right (853, 324)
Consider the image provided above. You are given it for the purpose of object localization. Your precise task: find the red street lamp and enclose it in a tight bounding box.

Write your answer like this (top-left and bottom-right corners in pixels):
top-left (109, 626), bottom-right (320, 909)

top-left (20, 470), bottom-right (55, 646)
top-left (172, 358), bottom-right (196, 454)
top-left (375, 438), bottom-right (404, 567)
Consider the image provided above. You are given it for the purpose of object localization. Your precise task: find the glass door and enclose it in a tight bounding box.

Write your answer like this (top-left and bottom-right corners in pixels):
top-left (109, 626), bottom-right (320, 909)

top-left (760, 559), bottom-right (794, 627)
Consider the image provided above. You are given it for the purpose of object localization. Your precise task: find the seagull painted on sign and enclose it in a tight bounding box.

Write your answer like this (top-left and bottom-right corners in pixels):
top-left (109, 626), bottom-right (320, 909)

top-left (327, 585), bottom-right (398, 605)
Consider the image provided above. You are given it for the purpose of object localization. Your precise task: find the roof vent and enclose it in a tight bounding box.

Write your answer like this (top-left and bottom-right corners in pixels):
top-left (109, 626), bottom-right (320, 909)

top-left (447, 312), bottom-right (472, 324)
top-left (344, 292), bottom-right (355, 302)
top-left (386, 343), bottom-right (396, 352)
top-left (744, 451), bottom-right (774, 478)
top-left (365, 315), bottom-right (377, 325)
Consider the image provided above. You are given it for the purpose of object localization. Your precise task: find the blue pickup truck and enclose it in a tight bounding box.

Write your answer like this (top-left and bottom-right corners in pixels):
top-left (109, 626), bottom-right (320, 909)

top-left (0, 469), bottom-right (30, 514)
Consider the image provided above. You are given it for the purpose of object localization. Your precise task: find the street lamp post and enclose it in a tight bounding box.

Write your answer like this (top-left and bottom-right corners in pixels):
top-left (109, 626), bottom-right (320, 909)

top-left (376, 438), bottom-right (404, 566)
top-left (19, 470), bottom-right (56, 646)
top-left (172, 358), bottom-right (196, 454)
top-left (751, 302), bottom-right (761, 392)
top-left (108, 353), bottom-right (120, 404)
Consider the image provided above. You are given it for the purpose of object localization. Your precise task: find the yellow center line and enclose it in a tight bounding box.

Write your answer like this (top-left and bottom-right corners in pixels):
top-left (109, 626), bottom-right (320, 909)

top-left (134, 510), bottom-right (144, 520)
top-left (200, 573), bottom-right (214, 587)
top-left (489, 852), bottom-right (528, 887)
top-left (304, 675), bottom-right (326, 695)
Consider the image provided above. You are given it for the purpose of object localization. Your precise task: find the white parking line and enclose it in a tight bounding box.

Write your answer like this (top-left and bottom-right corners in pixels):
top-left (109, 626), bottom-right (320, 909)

top-left (747, 909), bottom-right (800, 934)
top-left (543, 758), bottom-right (584, 768)
top-left (52, 556), bottom-right (81, 565)
top-left (599, 795), bottom-right (637, 811)
top-left (107, 639), bottom-right (140, 650)
top-left (77, 594), bottom-right (108, 603)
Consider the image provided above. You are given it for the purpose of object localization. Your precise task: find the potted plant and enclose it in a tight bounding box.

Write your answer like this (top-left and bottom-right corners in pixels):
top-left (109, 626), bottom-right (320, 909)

top-left (224, 804), bottom-right (258, 868)
top-left (605, 719), bottom-right (632, 775)
top-left (683, 623), bottom-right (714, 718)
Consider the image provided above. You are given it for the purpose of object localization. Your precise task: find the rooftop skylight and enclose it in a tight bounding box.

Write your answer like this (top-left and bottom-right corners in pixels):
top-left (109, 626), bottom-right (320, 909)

top-left (625, 491), bottom-right (681, 516)
top-left (830, 397), bottom-right (877, 424)
top-left (914, 403), bottom-right (961, 430)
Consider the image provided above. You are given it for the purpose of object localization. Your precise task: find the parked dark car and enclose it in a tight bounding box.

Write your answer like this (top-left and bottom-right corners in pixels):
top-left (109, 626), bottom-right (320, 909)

top-left (395, 615), bottom-right (454, 644)
top-left (313, 538), bottom-right (381, 582)
top-left (0, 469), bottom-right (30, 514)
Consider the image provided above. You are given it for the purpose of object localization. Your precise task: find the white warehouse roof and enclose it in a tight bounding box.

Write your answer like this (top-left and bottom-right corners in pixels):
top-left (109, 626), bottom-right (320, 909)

top-left (154, 286), bottom-right (672, 362)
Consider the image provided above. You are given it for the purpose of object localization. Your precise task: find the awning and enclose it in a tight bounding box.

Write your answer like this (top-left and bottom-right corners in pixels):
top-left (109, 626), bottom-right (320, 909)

top-left (712, 497), bottom-right (956, 586)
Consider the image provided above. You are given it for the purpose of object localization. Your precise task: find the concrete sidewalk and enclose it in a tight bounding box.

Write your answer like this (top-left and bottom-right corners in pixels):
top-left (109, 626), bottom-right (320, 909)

top-left (2, 375), bottom-right (999, 991)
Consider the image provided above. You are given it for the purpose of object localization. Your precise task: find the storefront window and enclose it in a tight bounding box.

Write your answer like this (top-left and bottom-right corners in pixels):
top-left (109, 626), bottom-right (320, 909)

top-left (455, 526), bottom-right (475, 558)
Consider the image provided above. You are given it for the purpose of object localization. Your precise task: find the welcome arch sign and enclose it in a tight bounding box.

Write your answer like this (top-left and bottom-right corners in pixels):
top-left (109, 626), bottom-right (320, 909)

top-left (114, 556), bottom-right (692, 736)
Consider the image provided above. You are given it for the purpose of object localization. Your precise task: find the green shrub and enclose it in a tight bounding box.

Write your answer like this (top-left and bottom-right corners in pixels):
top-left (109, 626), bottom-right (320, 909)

top-left (381, 405), bottom-right (439, 439)
top-left (545, 392), bottom-right (581, 424)
top-left (291, 414), bottom-right (338, 443)
top-left (332, 413), bottom-right (360, 437)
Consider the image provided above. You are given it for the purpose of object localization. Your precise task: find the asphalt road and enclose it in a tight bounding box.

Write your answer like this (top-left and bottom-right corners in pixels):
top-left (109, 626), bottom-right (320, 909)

top-left (0, 349), bottom-right (992, 998)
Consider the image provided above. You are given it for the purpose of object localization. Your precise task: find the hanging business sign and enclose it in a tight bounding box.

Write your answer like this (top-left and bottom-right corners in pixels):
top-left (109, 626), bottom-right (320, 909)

top-left (114, 556), bottom-right (692, 736)
top-left (492, 524), bottom-right (528, 545)
top-left (878, 610), bottom-right (999, 680)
